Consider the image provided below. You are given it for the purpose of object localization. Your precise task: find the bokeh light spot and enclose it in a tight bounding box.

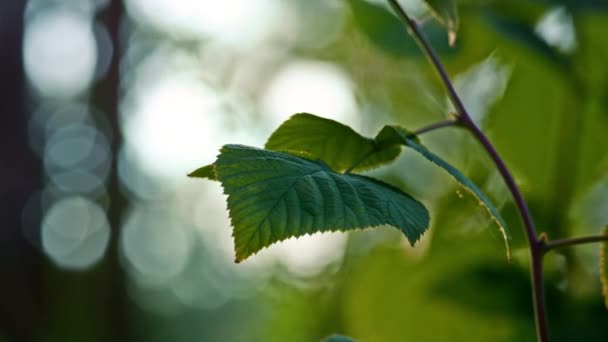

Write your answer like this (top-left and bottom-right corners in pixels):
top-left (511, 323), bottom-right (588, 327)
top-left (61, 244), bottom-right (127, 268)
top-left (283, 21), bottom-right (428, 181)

top-left (121, 205), bottom-right (193, 286)
top-left (121, 75), bottom-right (224, 180)
top-left (24, 8), bottom-right (97, 97)
top-left (261, 60), bottom-right (359, 130)
top-left (42, 196), bottom-right (110, 270)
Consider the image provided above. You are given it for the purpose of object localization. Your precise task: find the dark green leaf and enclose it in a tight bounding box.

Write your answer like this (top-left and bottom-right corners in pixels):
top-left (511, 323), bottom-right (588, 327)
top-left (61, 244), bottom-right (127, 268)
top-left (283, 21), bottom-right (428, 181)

top-left (265, 113), bottom-right (401, 173)
top-left (348, 0), bottom-right (417, 56)
top-left (601, 226), bottom-right (608, 310)
top-left (530, 0), bottom-right (608, 12)
top-left (377, 125), bottom-right (511, 258)
top-left (322, 335), bottom-right (358, 342)
top-left (188, 164), bottom-right (217, 180)
top-left (424, 0), bottom-right (459, 45)
top-left (481, 9), bottom-right (569, 70)
top-left (215, 144), bottom-right (430, 262)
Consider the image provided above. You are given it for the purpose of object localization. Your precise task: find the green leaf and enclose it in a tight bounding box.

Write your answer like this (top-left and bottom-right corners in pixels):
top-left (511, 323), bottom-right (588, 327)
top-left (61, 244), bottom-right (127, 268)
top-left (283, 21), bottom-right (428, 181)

top-left (322, 335), bottom-right (358, 342)
top-left (348, 0), bottom-right (417, 56)
top-left (375, 124), bottom-right (420, 146)
top-left (378, 125), bottom-right (511, 259)
top-left (601, 226), bottom-right (608, 310)
top-left (188, 164), bottom-right (217, 181)
top-left (265, 113), bottom-right (401, 173)
top-left (424, 0), bottom-right (459, 46)
top-left (481, 9), bottom-right (569, 70)
top-left (349, 0), bottom-right (457, 57)
top-left (214, 144), bottom-right (430, 262)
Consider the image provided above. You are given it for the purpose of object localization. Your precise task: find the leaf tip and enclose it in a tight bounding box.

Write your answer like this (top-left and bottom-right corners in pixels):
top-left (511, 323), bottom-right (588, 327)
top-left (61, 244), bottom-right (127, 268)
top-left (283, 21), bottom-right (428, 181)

top-left (188, 164), bottom-right (218, 180)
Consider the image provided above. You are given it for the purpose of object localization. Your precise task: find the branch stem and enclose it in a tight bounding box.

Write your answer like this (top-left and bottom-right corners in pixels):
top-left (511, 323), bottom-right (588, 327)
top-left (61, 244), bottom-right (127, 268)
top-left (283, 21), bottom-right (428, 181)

top-left (387, 0), bottom-right (467, 116)
top-left (545, 234), bottom-right (608, 252)
top-left (386, 1), bottom-right (549, 340)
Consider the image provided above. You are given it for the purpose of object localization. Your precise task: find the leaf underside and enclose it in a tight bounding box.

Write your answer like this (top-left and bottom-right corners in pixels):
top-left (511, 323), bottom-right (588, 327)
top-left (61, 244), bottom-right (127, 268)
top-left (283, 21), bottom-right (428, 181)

top-left (601, 226), bottom-right (608, 310)
top-left (215, 145), bottom-right (430, 262)
top-left (265, 113), bottom-right (401, 173)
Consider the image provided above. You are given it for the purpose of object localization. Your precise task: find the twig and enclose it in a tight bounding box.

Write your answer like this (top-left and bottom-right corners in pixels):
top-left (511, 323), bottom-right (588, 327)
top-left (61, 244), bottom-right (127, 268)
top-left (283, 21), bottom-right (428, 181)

top-left (412, 118), bottom-right (459, 136)
top-left (544, 234), bottom-right (608, 252)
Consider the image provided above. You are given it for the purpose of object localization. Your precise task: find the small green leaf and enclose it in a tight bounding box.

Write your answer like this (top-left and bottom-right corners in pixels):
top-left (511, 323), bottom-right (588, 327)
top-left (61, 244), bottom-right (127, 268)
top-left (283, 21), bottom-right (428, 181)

top-left (424, 0), bottom-right (459, 46)
top-left (322, 335), bottom-right (358, 342)
top-left (601, 226), bottom-right (608, 310)
top-left (188, 164), bottom-right (217, 181)
top-left (215, 145), bottom-right (430, 262)
top-left (265, 113), bottom-right (401, 173)
top-left (375, 125), bottom-right (420, 146)
top-left (377, 125), bottom-right (511, 259)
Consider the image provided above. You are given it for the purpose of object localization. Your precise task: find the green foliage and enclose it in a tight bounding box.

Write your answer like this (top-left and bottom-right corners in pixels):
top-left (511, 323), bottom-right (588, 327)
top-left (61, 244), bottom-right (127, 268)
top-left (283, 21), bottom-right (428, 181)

top-left (424, 0), bottom-right (459, 45)
top-left (204, 144), bottom-right (429, 262)
top-left (601, 226), bottom-right (608, 310)
top-left (348, 0), bottom-right (453, 56)
top-left (348, 0), bottom-right (415, 56)
top-left (374, 124), bottom-right (420, 146)
top-left (481, 8), bottom-right (569, 70)
top-left (192, 112), bottom-right (510, 261)
top-left (264, 113), bottom-right (510, 258)
top-left (265, 113), bottom-right (401, 173)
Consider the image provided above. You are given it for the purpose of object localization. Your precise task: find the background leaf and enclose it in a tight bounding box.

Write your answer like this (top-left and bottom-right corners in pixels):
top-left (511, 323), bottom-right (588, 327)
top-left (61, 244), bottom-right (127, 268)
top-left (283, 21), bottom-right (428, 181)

top-left (481, 8), bottom-right (569, 71)
top-left (348, 0), bottom-right (455, 57)
top-left (214, 144), bottom-right (430, 262)
top-left (265, 113), bottom-right (401, 173)
top-left (424, 0), bottom-right (460, 45)
top-left (348, 0), bottom-right (417, 56)
top-left (601, 226), bottom-right (608, 310)
top-left (322, 334), bottom-right (358, 342)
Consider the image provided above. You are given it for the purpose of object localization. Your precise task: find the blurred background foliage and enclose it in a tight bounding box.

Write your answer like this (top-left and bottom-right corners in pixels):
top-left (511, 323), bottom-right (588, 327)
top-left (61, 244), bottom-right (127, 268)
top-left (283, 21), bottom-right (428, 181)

top-left (1, 0), bottom-right (608, 341)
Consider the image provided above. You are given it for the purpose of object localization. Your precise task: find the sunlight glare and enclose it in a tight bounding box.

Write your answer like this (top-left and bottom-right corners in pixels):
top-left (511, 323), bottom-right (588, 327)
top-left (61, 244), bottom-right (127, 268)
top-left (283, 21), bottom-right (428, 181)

top-left (122, 75), bottom-right (224, 180)
top-left (125, 0), bottom-right (280, 47)
top-left (261, 60), bottom-right (359, 131)
top-left (535, 7), bottom-right (577, 54)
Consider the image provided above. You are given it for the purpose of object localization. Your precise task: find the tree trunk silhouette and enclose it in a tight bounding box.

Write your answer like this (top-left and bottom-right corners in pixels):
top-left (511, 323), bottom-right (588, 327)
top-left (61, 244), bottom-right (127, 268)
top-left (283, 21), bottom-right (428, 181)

top-left (0, 0), bottom-right (43, 340)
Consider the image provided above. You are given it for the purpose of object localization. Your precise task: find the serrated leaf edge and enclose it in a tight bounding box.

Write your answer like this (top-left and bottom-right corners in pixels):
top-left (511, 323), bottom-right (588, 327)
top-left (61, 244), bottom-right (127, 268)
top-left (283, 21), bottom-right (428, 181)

top-left (215, 145), bottom-right (429, 262)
